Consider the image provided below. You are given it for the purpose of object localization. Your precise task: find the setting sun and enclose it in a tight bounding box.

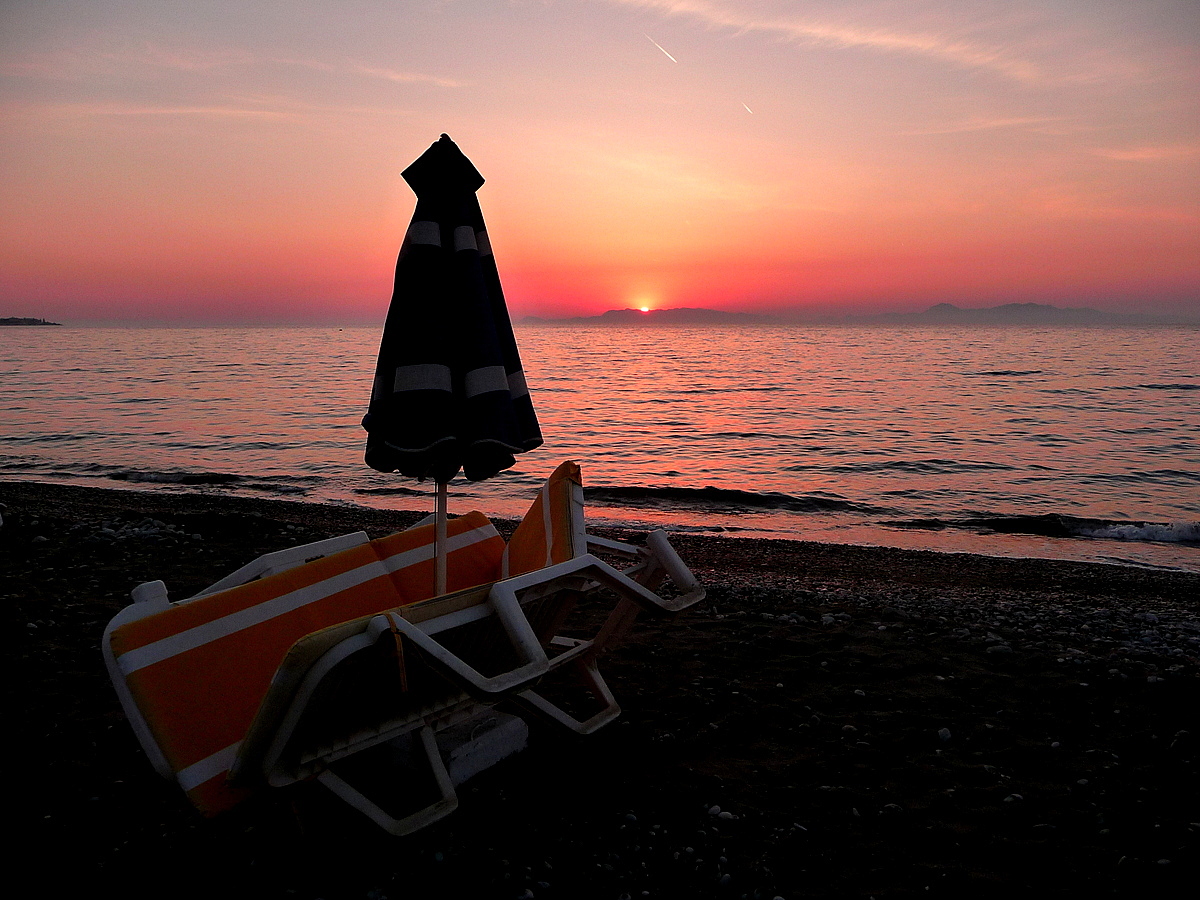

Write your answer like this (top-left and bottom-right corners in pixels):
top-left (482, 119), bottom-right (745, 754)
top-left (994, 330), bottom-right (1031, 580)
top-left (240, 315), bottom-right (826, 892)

top-left (639, 306), bottom-right (650, 313)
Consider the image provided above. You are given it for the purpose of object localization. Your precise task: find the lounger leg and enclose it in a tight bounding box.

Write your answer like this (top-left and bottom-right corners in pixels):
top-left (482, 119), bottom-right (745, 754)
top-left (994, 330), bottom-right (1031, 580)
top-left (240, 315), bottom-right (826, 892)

top-left (514, 658), bottom-right (621, 735)
top-left (315, 726), bottom-right (459, 836)
top-left (587, 598), bottom-right (642, 660)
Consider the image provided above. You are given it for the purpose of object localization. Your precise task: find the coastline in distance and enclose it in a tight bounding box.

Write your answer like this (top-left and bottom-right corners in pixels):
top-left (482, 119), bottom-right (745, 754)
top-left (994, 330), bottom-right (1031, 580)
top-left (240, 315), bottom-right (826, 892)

top-left (521, 302), bottom-right (1197, 327)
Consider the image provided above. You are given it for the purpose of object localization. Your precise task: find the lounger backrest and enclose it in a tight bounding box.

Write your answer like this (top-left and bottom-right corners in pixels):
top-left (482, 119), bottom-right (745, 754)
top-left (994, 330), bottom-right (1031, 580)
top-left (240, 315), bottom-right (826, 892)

top-left (105, 512), bottom-right (503, 816)
top-left (505, 460), bottom-right (587, 578)
top-left (372, 510), bottom-right (505, 602)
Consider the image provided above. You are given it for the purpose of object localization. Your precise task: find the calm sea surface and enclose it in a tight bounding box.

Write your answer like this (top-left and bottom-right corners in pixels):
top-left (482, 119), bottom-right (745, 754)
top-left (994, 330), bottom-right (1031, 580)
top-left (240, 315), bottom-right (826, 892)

top-left (2, 325), bottom-right (1197, 571)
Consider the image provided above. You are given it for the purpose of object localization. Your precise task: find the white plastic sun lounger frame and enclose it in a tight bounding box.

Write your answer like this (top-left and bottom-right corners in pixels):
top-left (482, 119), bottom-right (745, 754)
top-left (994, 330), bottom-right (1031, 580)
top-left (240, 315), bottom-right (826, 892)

top-left (243, 534), bottom-right (705, 766)
top-left (237, 535), bottom-right (704, 834)
top-left (105, 493), bottom-right (704, 836)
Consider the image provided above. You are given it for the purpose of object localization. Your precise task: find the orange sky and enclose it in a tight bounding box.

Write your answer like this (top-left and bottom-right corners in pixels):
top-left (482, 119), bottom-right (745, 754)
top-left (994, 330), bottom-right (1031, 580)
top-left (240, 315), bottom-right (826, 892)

top-left (1, 0), bottom-right (1198, 324)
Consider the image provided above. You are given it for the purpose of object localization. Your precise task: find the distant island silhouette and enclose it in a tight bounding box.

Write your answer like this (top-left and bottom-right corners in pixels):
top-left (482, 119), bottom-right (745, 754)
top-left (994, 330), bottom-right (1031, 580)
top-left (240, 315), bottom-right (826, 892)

top-left (854, 302), bottom-right (1186, 326)
top-left (1, 317), bottom-right (62, 326)
top-left (523, 302), bottom-right (1192, 326)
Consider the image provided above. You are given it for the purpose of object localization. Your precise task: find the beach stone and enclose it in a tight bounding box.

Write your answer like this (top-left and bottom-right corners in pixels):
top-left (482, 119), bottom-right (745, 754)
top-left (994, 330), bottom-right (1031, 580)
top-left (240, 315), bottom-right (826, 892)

top-left (938, 728), bottom-right (952, 741)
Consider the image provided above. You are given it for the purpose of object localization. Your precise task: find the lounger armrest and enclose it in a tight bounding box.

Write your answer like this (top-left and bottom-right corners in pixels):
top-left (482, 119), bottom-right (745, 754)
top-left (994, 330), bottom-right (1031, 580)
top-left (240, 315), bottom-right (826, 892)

top-left (502, 553), bottom-right (704, 615)
top-left (645, 530), bottom-right (706, 611)
top-left (585, 533), bottom-right (644, 559)
top-left (386, 587), bottom-right (551, 695)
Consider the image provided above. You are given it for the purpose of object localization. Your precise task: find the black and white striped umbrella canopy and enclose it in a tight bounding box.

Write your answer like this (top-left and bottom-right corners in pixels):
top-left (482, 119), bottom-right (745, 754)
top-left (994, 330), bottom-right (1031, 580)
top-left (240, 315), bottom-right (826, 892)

top-left (363, 134), bottom-right (543, 483)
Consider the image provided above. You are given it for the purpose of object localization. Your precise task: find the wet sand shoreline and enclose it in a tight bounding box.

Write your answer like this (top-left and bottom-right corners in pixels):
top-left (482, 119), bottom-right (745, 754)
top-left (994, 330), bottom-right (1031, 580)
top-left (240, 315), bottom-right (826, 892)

top-left (6, 480), bottom-right (1198, 898)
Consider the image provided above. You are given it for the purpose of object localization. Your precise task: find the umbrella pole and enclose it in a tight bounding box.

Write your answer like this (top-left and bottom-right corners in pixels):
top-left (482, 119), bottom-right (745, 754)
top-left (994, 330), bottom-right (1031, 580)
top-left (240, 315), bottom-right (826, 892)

top-left (435, 480), bottom-right (448, 596)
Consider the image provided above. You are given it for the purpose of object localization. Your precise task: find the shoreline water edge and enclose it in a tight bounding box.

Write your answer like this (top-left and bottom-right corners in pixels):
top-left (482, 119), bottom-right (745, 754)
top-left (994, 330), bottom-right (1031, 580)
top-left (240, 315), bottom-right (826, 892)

top-left (4, 471), bottom-right (1197, 574)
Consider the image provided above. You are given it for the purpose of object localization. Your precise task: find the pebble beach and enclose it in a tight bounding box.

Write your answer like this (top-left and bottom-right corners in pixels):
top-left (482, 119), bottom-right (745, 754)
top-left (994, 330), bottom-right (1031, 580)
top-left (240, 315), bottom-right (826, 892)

top-left (6, 480), bottom-right (1198, 899)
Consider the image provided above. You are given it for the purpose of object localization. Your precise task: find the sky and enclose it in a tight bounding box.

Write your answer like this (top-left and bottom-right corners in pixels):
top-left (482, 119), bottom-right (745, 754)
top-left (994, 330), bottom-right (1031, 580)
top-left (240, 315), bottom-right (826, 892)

top-left (1, 0), bottom-right (1198, 324)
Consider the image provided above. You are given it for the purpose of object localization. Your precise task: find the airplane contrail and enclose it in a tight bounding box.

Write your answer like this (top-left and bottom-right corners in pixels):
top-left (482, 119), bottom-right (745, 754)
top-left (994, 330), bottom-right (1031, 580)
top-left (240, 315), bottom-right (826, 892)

top-left (645, 34), bottom-right (678, 63)
top-left (742, 102), bottom-right (754, 114)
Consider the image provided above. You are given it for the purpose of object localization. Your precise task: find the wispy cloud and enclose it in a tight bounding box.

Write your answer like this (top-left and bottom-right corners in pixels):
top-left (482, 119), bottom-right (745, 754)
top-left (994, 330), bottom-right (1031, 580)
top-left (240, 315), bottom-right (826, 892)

top-left (608, 0), bottom-right (1041, 82)
top-left (274, 56), bottom-right (466, 86)
top-left (345, 63), bottom-right (464, 88)
top-left (1092, 144), bottom-right (1200, 162)
top-left (4, 101), bottom-right (302, 122)
top-left (1, 44), bottom-right (461, 88)
top-left (0, 44), bottom-right (254, 80)
top-left (1037, 191), bottom-right (1199, 224)
top-left (900, 116), bottom-right (1065, 136)
top-left (4, 93), bottom-right (414, 124)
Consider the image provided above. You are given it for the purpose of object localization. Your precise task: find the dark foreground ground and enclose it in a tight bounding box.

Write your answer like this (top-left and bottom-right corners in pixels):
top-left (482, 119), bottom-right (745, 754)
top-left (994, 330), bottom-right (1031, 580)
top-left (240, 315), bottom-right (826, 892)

top-left (4, 480), bottom-right (1199, 899)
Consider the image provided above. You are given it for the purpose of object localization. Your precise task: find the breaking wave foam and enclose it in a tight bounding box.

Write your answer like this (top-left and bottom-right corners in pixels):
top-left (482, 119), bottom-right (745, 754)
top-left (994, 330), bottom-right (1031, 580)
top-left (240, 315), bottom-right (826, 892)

top-left (884, 513), bottom-right (1200, 545)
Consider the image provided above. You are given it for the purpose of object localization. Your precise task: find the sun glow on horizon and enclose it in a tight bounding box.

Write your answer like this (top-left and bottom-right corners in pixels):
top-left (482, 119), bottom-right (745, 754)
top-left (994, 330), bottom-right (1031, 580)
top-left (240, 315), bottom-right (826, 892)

top-left (1, 1), bottom-right (1197, 323)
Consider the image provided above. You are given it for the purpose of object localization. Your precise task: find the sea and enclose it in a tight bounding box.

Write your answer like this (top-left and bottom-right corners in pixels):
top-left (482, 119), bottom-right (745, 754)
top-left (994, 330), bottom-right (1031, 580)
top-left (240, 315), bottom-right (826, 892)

top-left (2, 324), bottom-right (1198, 572)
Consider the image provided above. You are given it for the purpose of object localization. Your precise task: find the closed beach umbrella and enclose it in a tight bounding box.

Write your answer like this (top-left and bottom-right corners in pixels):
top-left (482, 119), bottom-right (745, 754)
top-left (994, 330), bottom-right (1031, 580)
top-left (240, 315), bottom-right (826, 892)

top-left (363, 134), bottom-right (542, 589)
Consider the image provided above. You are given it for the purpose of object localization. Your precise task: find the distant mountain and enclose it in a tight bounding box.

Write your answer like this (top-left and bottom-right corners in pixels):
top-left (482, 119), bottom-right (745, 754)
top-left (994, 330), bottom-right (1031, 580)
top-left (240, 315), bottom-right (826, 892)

top-left (1, 317), bottom-right (62, 326)
top-left (848, 302), bottom-right (1189, 326)
top-left (521, 302), bottom-right (1195, 327)
top-left (522, 307), bottom-right (780, 325)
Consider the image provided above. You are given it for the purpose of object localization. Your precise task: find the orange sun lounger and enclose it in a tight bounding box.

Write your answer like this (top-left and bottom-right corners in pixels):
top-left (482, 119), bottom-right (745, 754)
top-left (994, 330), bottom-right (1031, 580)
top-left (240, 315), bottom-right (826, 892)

top-left (103, 461), bottom-right (705, 832)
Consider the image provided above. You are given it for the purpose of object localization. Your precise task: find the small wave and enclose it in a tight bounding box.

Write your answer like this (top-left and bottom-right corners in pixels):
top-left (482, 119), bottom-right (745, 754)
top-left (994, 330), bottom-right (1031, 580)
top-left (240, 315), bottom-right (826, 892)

top-left (586, 484), bottom-right (880, 514)
top-left (882, 514), bottom-right (1200, 544)
top-left (1079, 469), bottom-right (1200, 485)
top-left (105, 469), bottom-right (321, 494)
top-left (1135, 383), bottom-right (1199, 391)
top-left (0, 432), bottom-right (97, 443)
top-left (354, 486), bottom-right (431, 498)
top-left (0, 455), bottom-right (52, 471)
top-left (111, 470), bottom-right (245, 485)
top-left (964, 370), bottom-right (1044, 377)
top-left (712, 431), bottom-right (797, 441)
top-left (789, 458), bottom-right (1016, 475)
top-left (674, 386), bottom-right (784, 395)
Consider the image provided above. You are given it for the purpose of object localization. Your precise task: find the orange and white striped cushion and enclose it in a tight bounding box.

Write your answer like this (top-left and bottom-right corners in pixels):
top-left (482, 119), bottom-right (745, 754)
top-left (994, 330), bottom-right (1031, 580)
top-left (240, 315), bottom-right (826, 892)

top-left (374, 510), bottom-right (505, 601)
top-left (505, 460), bottom-right (587, 578)
top-left (107, 512), bottom-right (504, 815)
